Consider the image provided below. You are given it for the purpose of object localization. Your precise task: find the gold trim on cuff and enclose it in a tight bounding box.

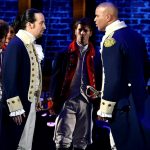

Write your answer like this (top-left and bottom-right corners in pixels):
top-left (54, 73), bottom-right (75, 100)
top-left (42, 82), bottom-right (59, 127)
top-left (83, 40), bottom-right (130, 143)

top-left (7, 96), bottom-right (23, 112)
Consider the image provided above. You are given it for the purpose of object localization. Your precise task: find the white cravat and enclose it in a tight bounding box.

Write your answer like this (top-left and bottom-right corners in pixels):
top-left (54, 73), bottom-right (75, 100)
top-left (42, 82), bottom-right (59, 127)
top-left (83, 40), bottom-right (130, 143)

top-left (33, 44), bottom-right (44, 63)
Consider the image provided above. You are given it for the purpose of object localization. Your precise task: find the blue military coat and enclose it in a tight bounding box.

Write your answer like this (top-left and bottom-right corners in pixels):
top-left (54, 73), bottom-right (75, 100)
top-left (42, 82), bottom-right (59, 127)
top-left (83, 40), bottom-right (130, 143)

top-left (0, 33), bottom-right (42, 150)
top-left (101, 27), bottom-right (150, 150)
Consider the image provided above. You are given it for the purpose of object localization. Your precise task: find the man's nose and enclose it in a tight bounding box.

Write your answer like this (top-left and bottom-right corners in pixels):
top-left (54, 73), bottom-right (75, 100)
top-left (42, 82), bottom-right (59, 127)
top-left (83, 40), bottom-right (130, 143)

top-left (81, 30), bottom-right (85, 34)
top-left (43, 24), bottom-right (46, 30)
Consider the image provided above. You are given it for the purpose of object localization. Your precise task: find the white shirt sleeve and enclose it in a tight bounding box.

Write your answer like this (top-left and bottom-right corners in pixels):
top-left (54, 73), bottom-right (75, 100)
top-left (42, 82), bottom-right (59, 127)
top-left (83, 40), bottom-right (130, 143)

top-left (9, 109), bottom-right (25, 117)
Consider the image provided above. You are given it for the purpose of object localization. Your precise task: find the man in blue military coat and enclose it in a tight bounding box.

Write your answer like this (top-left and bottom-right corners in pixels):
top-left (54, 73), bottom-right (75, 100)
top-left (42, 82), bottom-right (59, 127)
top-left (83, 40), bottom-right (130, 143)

top-left (94, 2), bottom-right (150, 150)
top-left (0, 8), bottom-right (46, 150)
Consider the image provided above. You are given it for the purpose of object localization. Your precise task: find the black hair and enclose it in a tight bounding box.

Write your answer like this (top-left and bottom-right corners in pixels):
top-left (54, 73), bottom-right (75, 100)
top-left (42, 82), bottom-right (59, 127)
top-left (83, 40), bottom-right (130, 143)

top-left (12, 15), bottom-right (21, 33)
top-left (0, 20), bottom-right (9, 40)
top-left (13, 8), bottom-right (42, 31)
top-left (74, 18), bottom-right (93, 31)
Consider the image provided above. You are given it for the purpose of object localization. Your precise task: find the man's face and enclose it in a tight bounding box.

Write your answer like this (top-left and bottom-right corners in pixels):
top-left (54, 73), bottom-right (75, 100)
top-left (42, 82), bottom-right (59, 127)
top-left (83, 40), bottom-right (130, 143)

top-left (30, 13), bottom-right (46, 38)
top-left (75, 24), bottom-right (92, 46)
top-left (0, 37), bottom-right (5, 49)
top-left (94, 6), bottom-right (108, 31)
top-left (5, 26), bottom-right (15, 46)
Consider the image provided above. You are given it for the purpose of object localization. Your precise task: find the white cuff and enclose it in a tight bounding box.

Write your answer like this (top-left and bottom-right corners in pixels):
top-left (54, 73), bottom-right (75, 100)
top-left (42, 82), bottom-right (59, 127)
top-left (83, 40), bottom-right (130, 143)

top-left (100, 99), bottom-right (116, 114)
top-left (9, 109), bottom-right (25, 117)
top-left (97, 109), bottom-right (112, 118)
top-left (7, 96), bottom-right (23, 112)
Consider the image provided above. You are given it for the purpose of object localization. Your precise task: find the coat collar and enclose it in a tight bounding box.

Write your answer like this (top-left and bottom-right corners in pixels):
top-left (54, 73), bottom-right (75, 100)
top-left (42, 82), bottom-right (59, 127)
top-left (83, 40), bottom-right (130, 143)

top-left (105, 20), bottom-right (127, 36)
top-left (16, 29), bottom-right (36, 45)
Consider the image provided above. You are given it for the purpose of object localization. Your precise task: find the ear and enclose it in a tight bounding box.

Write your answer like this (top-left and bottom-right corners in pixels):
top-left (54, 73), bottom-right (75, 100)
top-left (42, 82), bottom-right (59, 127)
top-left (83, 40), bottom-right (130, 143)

top-left (27, 22), bottom-right (34, 29)
top-left (89, 31), bottom-right (93, 37)
top-left (106, 14), bottom-right (112, 22)
top-left (74, 29), bottom-right (77, 36)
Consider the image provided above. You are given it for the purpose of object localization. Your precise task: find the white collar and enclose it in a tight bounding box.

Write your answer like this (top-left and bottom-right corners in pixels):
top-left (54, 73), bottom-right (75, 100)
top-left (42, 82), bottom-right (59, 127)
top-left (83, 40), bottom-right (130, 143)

top-left (16, 29), bottom-right (36, 44)
top-left (16, 30), bottom-right (44, 63)
top-left (105, 20), bottom-right (127, 36)
top-left (99, 20), bottom-right (127, 53)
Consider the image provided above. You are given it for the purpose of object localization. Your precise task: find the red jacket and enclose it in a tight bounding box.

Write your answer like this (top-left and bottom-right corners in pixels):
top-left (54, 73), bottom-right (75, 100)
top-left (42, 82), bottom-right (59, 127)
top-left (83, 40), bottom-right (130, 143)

top-left (60, 40), bottom-right (96, 99)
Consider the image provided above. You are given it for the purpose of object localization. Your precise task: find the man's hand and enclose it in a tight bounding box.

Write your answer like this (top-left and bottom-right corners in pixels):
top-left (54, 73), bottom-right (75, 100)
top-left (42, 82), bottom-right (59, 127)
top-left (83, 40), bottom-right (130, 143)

top-left (36, 101), bottom-right (43, 112)
top-left (97, 115), bottom-right (110, 122)
top-left (12, 113), bottom-right (26, 125)
top-left (97, 109), bottom-right (112, 122)
top-left (47, 98), bottom-right (56, 115)
top-left (48, 108), bottom-right (56, 115)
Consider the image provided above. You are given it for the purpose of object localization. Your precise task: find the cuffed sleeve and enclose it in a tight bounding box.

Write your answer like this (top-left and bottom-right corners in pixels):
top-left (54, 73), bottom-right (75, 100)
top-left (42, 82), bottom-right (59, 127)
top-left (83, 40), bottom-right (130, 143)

top-left (7, 96), bottom-right (23, 113)
top-left (9, 109), bottom-right (25, 117)
top-left (97, 99), bottom-right (116, 116)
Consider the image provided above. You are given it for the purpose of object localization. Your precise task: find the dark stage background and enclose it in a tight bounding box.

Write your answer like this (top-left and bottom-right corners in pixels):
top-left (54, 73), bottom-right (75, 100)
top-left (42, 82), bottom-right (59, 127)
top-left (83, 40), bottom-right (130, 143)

top-left (0, 1), bottom-right (150, 149)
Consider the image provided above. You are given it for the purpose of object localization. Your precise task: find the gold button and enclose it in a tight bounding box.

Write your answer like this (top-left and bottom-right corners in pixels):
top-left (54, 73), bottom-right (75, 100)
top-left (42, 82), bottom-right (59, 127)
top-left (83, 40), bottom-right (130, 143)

top-left (108, 104), bottom-right (111, 107)
top-left (102, 102), bottom-right (105, 105)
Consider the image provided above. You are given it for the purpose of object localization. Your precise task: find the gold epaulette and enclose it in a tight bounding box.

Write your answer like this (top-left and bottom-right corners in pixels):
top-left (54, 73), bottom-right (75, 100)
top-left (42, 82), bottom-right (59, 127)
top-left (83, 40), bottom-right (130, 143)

top-left (104, 38), bottom-right (116, 47)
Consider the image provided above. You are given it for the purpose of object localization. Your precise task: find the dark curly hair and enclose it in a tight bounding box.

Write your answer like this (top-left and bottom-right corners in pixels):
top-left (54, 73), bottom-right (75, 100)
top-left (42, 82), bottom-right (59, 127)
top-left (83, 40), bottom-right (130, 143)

top-left (0, 20), bottom-right (9, 40)
top-left (74, 17), bottom-right (93, 31)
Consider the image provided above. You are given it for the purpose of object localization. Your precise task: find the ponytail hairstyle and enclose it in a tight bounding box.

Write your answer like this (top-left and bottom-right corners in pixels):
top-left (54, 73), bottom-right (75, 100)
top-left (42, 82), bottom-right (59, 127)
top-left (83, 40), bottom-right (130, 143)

top-left (12, 8), bottom-right (42, 32)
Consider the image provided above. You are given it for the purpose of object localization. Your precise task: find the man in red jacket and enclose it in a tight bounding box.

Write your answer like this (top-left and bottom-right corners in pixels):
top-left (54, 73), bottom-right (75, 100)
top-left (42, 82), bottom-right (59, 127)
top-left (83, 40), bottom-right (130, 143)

top-left (48, 18), bottom-right (102, 150)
